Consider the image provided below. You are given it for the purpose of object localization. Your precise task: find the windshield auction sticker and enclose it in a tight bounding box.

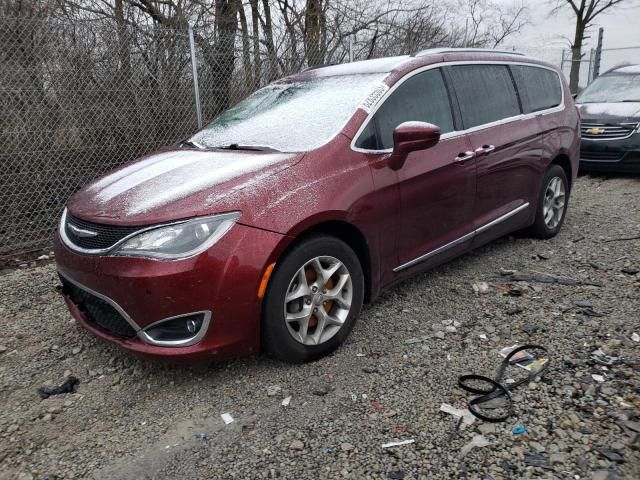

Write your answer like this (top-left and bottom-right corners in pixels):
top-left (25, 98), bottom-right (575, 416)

top-left (359, 83), bottom-right (389, 113)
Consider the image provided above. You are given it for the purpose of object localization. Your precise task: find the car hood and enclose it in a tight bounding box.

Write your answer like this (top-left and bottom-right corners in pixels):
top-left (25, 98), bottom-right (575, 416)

top-left (67, 148), bottom-right (301, 225)
top-left (577, 102), bottom-right (640, 123)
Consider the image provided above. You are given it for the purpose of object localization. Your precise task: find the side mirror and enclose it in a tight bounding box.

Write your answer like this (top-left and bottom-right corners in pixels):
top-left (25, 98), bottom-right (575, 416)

top-left (388, 121), bottom-right (441, 170)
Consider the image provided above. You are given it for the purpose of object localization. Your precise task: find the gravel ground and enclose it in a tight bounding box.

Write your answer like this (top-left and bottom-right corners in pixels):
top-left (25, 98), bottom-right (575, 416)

top-left (1, 175), bottom-right (639, 480)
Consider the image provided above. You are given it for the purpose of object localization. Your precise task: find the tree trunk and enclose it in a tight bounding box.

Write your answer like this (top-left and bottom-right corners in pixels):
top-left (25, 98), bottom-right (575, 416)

top-left (569, 20), bottom-right (584, 94)
top-left (249, 0), bottom-right (262, 85)
top-left (213, 0), bottom-right (239, 112)
top-left (237, 0), bottom-right (253, 91)
top-left (304, 0), bottom-right (323, 66)
top-left (260, 0), bottom-right (278, 80)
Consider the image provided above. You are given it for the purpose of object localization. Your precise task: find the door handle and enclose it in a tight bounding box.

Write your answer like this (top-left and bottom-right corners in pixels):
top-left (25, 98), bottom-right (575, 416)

top-left (475, 144), bottom-right (496, 155)
top-left (454, 151), bottom-right (475, 164)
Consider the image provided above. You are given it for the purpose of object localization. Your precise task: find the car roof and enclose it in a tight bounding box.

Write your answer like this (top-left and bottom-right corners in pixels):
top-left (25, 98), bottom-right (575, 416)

top-left (286, 48), bottom-right (550, 82)
top-left (606, 64), bottom-right (640, 74)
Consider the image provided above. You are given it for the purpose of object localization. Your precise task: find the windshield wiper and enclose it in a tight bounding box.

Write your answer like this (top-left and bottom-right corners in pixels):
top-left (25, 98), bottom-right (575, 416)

top-left (214, 144), bottom-right (281, 152)
top-left (178, 139), bottom-right (205, 149)
top-left (621, 99), bottom-right (640, 102)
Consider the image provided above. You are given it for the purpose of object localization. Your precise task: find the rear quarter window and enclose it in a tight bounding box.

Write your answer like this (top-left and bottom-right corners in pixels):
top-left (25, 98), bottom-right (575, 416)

top-left (447, 64), bottom-right (521, 129)
top-left (511, 65), bottom-right (563, 113)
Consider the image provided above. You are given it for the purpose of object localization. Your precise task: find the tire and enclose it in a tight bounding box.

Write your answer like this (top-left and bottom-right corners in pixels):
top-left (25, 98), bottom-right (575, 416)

top-left (262, 235), bottom-right (364, 363)
top-left (529, 164), bottom-right (569, 239)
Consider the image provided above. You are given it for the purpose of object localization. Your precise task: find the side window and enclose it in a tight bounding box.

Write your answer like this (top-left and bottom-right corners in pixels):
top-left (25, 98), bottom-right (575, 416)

top-left (511, 65), bottom-right (562, 113)
top-left (448, 64), bottom-right (521, 128)
top-left (355, 69), bottom-right (454, 150)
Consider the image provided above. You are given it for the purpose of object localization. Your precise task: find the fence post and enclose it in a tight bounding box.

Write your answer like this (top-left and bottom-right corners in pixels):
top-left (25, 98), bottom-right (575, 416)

top-left (560, 49), bottom-right (565, 73)
top-left (587, 48), bottom-right (595, 84)
top-left (188, 24), bottom-right (203, 129)
top-left (593, 27), bottom-right (604, 79)
top-left (348, 37), bottom-right (353, 62)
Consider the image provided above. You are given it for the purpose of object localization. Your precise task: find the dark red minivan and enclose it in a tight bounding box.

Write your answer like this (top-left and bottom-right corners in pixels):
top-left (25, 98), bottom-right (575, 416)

top-left (55, 48), bottom-right (579, 363)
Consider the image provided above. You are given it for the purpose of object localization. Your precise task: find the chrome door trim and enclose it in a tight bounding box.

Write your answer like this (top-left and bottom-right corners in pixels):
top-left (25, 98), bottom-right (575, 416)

top-left (475, 202), bottom-right (530, 234)
top-left (393, 231), bottom-right (475, 272)
top-left (393, 202), bottom-right (530, 272)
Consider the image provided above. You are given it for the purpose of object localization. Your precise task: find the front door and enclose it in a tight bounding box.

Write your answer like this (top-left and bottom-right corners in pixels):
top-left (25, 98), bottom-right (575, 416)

top-left (356, 68), bottom-right (477, 273)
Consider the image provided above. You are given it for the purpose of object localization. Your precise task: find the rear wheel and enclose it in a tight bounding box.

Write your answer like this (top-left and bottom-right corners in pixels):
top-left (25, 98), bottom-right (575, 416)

top-left (262, 235), bottom-right (364, 363)
top-left (530, 164), bottom-right (569, 238)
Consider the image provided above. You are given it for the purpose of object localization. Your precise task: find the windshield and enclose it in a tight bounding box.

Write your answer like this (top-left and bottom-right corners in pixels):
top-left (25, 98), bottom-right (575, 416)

top-left (576, 73), bottom-right (640, 103)
top-left (190, 73), bottom-right (387, 152)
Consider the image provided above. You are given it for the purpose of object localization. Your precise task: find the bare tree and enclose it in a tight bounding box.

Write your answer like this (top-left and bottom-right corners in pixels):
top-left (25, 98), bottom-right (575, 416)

top-left (552, 0), bottom-right (630, 93)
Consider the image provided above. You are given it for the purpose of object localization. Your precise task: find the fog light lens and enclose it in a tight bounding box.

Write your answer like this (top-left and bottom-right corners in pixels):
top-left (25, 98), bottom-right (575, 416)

top-left (143, 313), bottom-right (207, 344)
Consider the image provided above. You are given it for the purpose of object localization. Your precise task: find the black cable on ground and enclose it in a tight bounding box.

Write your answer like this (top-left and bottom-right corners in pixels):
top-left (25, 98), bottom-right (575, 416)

top-left (458, 344), bottom-right (549, 422)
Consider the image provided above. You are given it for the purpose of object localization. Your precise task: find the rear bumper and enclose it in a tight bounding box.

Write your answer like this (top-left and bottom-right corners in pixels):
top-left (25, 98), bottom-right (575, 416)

top-left (580, 136), bottom-right (640, 173)
top-left (54, 222), bottom-right (289, 362)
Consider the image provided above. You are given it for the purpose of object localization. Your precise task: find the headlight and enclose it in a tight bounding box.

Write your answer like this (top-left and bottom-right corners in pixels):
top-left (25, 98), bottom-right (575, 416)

top-left (115, 212), bottom-right (240, 259)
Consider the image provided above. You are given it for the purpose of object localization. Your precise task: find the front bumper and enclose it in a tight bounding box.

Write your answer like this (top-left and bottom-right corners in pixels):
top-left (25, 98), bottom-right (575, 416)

top-left (580, 135), bottom-right (640, 173)
top-left (54, 222), bottom-right (289, 361)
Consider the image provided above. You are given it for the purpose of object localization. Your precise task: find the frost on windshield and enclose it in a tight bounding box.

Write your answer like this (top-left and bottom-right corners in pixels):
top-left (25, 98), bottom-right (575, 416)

top-left (577, 74), bottom-right (640, 103)
top-left (191, 73), bottom-right (387, 152)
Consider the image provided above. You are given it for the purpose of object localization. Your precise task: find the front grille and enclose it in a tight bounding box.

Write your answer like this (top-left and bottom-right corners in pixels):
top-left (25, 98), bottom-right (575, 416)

top-left (581, 122), bottom-right (638, 140)
top-left (65, 213), bottom-right (142, 250)
top-left (60, 275), bottom-right (137, 338)
top-left (581, 150), bottom-right (624, 162)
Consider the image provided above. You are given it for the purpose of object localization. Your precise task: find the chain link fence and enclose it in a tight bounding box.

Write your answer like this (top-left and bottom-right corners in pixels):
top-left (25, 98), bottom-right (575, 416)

top-left (1, 15), bottom-right (638, 257)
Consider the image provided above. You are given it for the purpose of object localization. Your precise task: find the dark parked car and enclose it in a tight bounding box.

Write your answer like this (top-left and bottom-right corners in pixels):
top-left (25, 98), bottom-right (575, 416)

top-left (55, 48), bottom-right (579, 363)
top-left (576, 64), bottom-right (640, 173)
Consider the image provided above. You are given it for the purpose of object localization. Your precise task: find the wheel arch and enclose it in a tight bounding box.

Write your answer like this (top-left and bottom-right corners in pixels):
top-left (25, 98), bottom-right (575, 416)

top-left (273, 217), bottom-right (373, 303)
top-left (550, 153), bottom-right (573, 190)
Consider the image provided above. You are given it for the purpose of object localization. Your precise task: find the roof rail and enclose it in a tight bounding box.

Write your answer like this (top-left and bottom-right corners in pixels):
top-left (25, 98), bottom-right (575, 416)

top-left (411, 47), bottom-right (527, 58)
top-left (301, 63), bottom-right (336, 72)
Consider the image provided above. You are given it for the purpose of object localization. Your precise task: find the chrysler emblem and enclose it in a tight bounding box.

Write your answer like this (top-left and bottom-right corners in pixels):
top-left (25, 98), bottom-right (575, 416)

top-left (68, 224), bottom-right (98, 238)
top-left (585, 127), bottom-right (606, 135)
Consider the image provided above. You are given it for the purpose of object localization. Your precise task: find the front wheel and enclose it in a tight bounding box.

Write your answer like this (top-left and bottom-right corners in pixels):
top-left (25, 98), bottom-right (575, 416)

top-left (262, 235), bottom-right (364, 363)
top-left (529, 164), bottom-right (569, 239)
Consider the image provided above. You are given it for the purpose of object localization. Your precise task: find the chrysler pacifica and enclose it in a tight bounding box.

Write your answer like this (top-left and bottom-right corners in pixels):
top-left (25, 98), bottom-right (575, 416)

top-left (55, 48), bottom-right (579, 362)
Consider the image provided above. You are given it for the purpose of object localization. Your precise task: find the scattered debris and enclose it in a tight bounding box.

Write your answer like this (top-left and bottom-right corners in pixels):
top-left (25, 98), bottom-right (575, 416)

top-left (621, 267), bottom-right (639, 275)
top-left (198, 432), bottom-right (208, 445)
top-left (521, 324), bottom-right (538, 336)
top-left (404, 336), bottom-right (428, 345)
top-left (458, 345), bottom-right (549, 422)
top-left (37, 376), bottom-right (79, 399)
top-left (478, 334), bottom-right (488, 340)
top-left (362, 366), bottom-right (380, 373)
top-left (472, 282), bottom-right (490, 294)
top-left (512, 425), bottom-right (528, 436)
top-left (632, 332), bottom-right (640, 342)
top-left (387, 471), bottom-right (405, 480)
top-left (439, 403), bottom-right (476, 429)
top-left (591, 349), bottom-right (619, 366)
top-left (459, 434), bottom-right (490, 458)
top-left (267, 385), bottom-right (281, 397)
top-left (381, 439), bottom-right (415, 449)
top-left (323, 447), bottom-right (334, 453)
top-left (524, 452), bottom-right (553, 470)
top-left (603, 234), bottom-right (640, 243)
top-left (503, 273), bottom-right (601, 287)
top-left (595, 447), bottom-right (624, 464)
top-left (220, 413), bottom-right (234, 425)
top-left (592, 374), bottom-right (606, 383)
top-left (499, 268), bottom-right (517, 276)
top-left (281, 396), bottom-right (291, 407)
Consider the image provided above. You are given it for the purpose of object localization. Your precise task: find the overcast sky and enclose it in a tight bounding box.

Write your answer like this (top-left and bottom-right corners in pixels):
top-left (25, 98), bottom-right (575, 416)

top-left (500, 1), bottom-right (640, 50)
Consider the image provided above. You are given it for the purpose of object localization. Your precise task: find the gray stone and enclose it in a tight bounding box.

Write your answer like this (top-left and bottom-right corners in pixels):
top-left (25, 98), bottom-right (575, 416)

top-left (290, 440), bottom-right (304, 451)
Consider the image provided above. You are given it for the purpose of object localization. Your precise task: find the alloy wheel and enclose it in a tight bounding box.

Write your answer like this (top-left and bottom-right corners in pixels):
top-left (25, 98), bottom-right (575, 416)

top-left (283, 255), bottom-right (353, 346)
top-left (542, 176), bottom-right (566, 229)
